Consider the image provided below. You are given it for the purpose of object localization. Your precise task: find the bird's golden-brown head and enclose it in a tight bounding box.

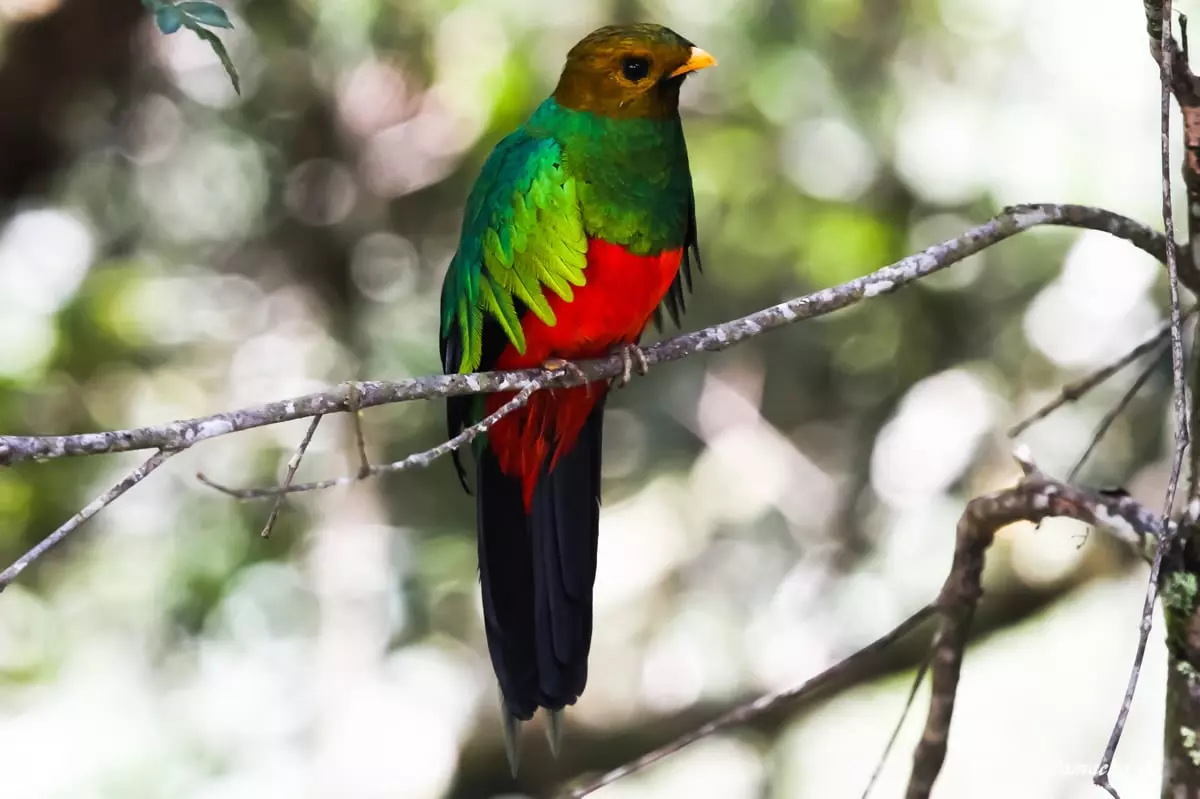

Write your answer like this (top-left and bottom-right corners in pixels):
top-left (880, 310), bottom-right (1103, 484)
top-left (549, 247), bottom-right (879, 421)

top-left (553, 24), bottom-right (716, 120)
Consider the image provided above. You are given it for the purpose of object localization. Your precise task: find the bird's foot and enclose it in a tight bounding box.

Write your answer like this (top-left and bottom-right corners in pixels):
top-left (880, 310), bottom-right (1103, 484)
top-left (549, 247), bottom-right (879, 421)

top-left (610, 343), bottom-right (650, 389)
top-left (544, 707), bottom-right (564, 758)
top-left (542, 357), bottom-right (592, 394)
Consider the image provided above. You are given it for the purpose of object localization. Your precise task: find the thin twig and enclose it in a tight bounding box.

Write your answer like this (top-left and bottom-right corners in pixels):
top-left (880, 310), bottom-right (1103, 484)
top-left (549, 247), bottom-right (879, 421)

top-left (1180, 9), bottom-right (1200, 502)
top-left (1096, 532), bottom-right (1176, 799)
top-left (199, 383), bottom-right (540, 499)
top-left (1009, 311), bottom-right (1189, 437)
top-left (1096, 4), bottom-right (1185, 795)
top-left (862, 650), bottom-right (933, 799)
top-left (1191, 314), bottom-right (1200, 500)
top-left (0, 205), bottom-right (1178, 468)
top-left (1067, 346), bottom-right (1166, 484)
top-left (347, 383), bottom-right (371, 478)
top-left (258, 415), bottom-right (322, 538)
top-left (1185, 13), bottom-right (1191, 63)
top-left (0, 448), bottom-right (178, 592)
top-left (1147, 0), bottom-right (1169, 65)
top-left (1159, 0), bottom-right (1191, 570)
top-left (556, 605), bottom-right (938, 799)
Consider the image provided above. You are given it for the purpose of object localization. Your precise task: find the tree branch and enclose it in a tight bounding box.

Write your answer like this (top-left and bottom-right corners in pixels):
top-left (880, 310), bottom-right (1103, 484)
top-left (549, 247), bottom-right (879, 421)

top-left (1009, 309), bottom-right (1189, 438)
top-left (197, 381), bottom-right (541, 499)
top-left (907, 450), bottom-right (1167, 799)
top-left (257, 414), bottom-right (322, 538)
top-left (1067, 349), bottom-right (1167, 483)
top-left (0, 448), bottom-right (179, 593)
top-left (863, 652), bottom-right (932, 799)
top-left (557, 604), bottom-right (938, 799)
top-left (0, 204), bottom-right (1175, 469)
top-left (1095, 3), bottom-right (1189, 795)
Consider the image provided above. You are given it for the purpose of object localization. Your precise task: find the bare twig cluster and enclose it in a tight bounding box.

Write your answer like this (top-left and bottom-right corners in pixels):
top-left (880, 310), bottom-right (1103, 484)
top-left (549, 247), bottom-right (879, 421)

top-left (557, 448), bottom-right (1169, 799)
top-left (908, 450), bottom-right (1166, 799)
top-left (0, 203), bottom-right (1173, 600)
top-left (0, 204), bottom-right (1174, 472)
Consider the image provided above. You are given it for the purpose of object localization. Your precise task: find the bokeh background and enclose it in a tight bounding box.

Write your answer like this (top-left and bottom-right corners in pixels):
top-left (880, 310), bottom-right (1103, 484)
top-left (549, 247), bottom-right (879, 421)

top-left (0, 0), bottom-right (1188, 796)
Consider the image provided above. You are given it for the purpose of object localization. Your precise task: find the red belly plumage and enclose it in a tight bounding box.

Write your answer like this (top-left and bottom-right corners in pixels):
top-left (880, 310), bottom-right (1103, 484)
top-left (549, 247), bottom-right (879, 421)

top-left (486, 238), bottom-right (683, 507)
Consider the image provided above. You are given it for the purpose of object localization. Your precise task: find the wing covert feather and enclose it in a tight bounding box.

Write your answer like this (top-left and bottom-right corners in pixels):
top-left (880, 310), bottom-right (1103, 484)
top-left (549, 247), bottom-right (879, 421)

top-left (440, 131), bottom-right (588, 374)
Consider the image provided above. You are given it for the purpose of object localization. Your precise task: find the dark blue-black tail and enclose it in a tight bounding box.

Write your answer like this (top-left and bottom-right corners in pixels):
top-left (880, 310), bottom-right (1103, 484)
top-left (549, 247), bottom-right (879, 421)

top-left (475, 398), bottom-right (605, 730)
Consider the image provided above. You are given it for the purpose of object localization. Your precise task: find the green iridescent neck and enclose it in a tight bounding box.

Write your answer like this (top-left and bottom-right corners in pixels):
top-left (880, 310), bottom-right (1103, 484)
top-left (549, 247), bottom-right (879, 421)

top-left (527, 98), bottom-right (691, 256)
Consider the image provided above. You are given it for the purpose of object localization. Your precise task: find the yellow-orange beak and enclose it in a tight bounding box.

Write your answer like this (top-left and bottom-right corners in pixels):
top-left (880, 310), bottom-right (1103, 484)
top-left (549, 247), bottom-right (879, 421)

top-left (668, 46), bottom-right (717, 78)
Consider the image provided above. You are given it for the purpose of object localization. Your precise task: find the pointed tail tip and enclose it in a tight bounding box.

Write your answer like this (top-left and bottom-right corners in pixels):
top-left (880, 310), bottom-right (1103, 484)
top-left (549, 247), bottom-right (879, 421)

top-left (499, 700), bottom-right (567, 775)
top-left (545, 707), bottom-right (564, 758)
top-left (499, 692), bottom-right (523, 777)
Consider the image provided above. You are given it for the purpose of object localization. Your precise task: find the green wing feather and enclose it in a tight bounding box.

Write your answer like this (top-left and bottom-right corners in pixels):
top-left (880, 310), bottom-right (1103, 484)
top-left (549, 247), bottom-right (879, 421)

top-left (440, 130), bottom-right (588, 374)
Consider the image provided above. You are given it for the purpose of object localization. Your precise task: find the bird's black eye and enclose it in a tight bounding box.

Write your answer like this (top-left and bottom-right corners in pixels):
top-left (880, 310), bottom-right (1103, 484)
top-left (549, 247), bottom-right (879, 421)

top-left (621, 55), bottom-right (651, 82)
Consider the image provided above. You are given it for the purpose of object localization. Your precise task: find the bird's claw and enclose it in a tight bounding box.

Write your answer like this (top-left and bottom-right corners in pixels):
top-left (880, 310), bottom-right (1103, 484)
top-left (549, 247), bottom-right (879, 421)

top-left (543, 357), bottom-right (592, 395)
top-left (611, 343), bottom-right (650, 389)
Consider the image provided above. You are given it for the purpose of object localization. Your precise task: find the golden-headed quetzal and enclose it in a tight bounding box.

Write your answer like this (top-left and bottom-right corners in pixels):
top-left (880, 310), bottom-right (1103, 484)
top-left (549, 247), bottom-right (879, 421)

top-left (438, 23), bottom-right (714, 769)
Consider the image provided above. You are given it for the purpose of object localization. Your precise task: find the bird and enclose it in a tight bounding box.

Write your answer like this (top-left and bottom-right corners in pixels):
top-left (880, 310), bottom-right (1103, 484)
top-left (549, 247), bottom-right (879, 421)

top-left (438, 23), bottom-right (714, 774)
